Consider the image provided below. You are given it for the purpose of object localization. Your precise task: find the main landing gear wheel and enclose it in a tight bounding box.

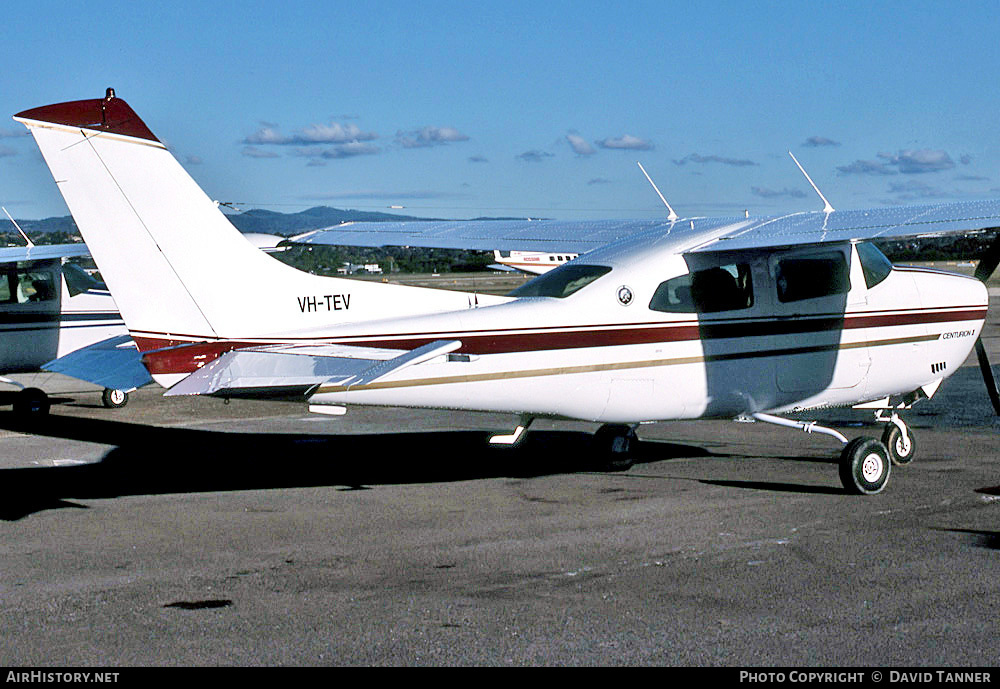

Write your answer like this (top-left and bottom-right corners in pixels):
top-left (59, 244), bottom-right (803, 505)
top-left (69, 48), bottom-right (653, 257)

top-left (592, 424), bottom-right (637, 472)
top-left (881, 423), bottom-right (916, 466)
top-left (102, 388), bottom-right (129, 409)
top-left (12, 387), bottom-right (50, 419)
top-left (839, 437), bottom-right (891, 495)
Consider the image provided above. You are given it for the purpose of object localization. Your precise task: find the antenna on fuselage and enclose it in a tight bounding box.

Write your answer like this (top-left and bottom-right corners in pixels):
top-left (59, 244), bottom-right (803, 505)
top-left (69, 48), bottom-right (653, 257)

top-left (788, 151), bottom-right (834, 213)
top-left (636, 162), bottom-right (678, 221)
top-left (2, 206), bottom-right (33, 248)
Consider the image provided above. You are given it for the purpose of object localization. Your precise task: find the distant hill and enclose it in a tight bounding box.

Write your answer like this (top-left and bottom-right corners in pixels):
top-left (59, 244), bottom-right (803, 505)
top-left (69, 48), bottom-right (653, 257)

top-left (8, 206), bottom-right (529, 240)
top-left (224, 206), bottom-right (438, 235)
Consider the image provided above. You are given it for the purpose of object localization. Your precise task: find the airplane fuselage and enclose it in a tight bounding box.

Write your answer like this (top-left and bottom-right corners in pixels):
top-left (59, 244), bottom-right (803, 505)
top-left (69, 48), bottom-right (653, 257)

top-left (141, 241), bottom-right (986, 424)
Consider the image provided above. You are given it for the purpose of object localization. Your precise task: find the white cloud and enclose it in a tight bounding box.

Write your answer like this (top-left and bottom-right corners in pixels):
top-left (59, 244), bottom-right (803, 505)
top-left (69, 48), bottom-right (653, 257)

top-left (673, 153), bottom-right (756, 167)
top-left (878, 149), bottom-right (955, 174)
top-left (244, 122), bottom-right (377, 146)
top-left (241, 146), bottom-right (280, 159)
top-left (396, 126), bottom-right (470, 148)
top-left (751, 186), bottom-right (807, 199)
top-left (566, 133), bottom-right (595, 156)
top-left (802, 136), bottom-right (840, 147)
top-left (596, 134), bottom-right (653, 151)
top-left (516, 150), bottom-right (554, 162)
top-left (836, 159), bottom-right (895, 176)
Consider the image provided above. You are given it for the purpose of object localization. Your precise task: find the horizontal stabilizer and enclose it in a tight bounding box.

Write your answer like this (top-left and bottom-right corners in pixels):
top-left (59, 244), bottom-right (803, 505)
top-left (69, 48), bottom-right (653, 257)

top-left (42, 334), bottom-right (152, 392)
top-left (342, 339), bottom-right (462, 389)
top-left (164, 340), bottom-right (461, 399)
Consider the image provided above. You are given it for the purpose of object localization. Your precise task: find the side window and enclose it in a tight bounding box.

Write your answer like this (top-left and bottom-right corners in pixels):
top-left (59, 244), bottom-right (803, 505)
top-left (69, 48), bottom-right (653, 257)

top-left (0, 270), bottom-right (11, 303)
top-left (775, 251), bottom-right (849, 303)
top-left (650, 263), bottom-right (753, 313)
top-left (15, 269), bottom-right (56, 303)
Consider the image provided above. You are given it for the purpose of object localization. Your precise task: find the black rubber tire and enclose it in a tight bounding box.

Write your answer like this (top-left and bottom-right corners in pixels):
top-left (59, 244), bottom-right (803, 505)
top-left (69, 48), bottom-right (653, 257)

top-left (102, 388), bottom-right (129, 409)
top-left (882, 424), bottom-right (916, 466)
top-left (839, 437), bottom-right (891, 495)
top-left (12, 387), bottom-right (50, 418)
top-left (592, 424), bottom-right (636, 472)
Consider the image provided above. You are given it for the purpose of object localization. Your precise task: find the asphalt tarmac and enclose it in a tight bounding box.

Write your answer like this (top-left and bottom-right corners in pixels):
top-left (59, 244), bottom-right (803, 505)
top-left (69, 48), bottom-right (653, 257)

top-left (0, 293), bottom-right (997, 667)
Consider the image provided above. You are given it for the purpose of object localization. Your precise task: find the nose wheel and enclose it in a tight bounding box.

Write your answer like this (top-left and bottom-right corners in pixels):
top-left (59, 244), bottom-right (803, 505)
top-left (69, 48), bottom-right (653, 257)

top-left (876, 411), bottom-right (916, 466)
top-left (880, 418), bottom-right (916, 466)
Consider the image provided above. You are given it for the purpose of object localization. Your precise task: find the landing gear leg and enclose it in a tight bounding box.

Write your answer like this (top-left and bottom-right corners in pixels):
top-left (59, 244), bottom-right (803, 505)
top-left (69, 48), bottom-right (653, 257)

top-left (749, 413), bottom-right (890, 495)
top-left (489, 415), bottom-right (534, 446)
top-left (592, 423), bottom-right (637, 472)
top-left (877, 411), bottom-right (916, 466)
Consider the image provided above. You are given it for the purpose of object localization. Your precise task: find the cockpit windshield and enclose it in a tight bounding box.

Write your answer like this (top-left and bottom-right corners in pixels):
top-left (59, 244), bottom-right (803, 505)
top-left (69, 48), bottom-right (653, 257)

top-left (508, 264), bottom-right (612, 298)
top-left (855, 242), bottom-right (893, 289)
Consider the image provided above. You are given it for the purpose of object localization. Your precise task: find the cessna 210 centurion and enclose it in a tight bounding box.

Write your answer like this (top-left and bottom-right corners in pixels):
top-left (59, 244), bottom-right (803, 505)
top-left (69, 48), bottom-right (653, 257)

top-left (14, 89), bottom-right (1000, 495)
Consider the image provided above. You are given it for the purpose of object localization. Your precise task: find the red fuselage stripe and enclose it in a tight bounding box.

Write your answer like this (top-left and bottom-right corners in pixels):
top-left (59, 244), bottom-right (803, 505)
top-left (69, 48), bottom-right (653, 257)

top-left (135, 306), bottom-right (987, 375)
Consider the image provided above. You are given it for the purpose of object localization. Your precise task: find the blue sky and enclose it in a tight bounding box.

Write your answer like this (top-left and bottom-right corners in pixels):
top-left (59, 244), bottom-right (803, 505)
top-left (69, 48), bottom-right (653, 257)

top-left (3, 0), bottom-right (1000, 222)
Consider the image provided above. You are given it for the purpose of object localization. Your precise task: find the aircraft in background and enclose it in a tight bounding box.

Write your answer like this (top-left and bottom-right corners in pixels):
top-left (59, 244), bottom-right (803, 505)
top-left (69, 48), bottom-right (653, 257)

top-left (0, 240), bottom-right (149, 415)
top-left (15, 89), bottom-right (1000, 494)
top-left (492, 250), bottom-right (576, 274)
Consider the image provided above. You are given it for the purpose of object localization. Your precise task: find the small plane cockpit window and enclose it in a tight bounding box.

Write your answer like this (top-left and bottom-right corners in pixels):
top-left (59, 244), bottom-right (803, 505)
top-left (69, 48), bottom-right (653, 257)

top-left (0, 272), bottom-right (12, 303)
top-left (15, 269), bottom-right (56, 303)
top-left (855, 242), bottom-right (893, 289)
top-left (509, 264), bottom-right (612, 298)
top-left (649, 263), bottom-right (754, 313)
top-left (0, 267), bottom-right (57, 304)
top-left (775, 251), bottom-right (849, 303)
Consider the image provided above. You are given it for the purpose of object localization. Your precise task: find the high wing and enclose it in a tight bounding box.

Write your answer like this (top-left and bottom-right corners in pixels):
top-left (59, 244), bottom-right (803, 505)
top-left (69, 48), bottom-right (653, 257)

top-left (289, 199), bottom-right (1000, 255)
top-left (290, 217), bottom-right (738, 254)
top-left (0, 243), bottom-right (90, 263)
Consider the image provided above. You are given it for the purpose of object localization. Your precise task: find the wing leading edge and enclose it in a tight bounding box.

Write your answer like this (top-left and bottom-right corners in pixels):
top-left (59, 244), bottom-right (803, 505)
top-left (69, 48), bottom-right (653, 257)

top-left (288, 199), bottom-right (1000, 256)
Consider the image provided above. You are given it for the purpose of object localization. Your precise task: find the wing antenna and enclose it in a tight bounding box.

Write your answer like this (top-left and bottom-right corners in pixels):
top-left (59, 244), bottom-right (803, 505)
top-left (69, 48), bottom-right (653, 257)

top-left (788, 151), bottom-right (834, 214)
top-left (636, 162), bottom-right (678, 221)
top-left (2, 206), bottom-right (33, 248)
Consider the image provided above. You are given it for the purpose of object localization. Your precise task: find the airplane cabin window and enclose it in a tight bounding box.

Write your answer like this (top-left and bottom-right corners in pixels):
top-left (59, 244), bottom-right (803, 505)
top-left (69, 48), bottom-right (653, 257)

top-left (856, 242), bottom-right (893, 289)
top-left (509, 264), bottom-right (612, 298)
top-left (649, 263), bottom-right (753, 313)
top-left (0, 272), bottom-right (11, 303)
top-left (15, 269), bottom-right (56, 303)
top-left (776, 252), bottom-right (849, 303)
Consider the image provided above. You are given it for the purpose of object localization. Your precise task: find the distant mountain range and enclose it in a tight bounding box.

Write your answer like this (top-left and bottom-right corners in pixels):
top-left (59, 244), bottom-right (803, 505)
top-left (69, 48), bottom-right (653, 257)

top-left (12, 206), bottom-right (526, 238)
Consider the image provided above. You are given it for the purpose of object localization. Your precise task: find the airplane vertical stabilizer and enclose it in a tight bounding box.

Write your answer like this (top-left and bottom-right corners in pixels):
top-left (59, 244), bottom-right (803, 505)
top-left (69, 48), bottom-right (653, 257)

top-left (15, 91), bottom-right (484, 349)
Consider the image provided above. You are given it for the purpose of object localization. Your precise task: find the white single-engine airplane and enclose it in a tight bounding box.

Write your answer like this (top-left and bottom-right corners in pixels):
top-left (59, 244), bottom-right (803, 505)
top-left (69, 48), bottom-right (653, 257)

top-left (15, 89), bottom-right (1000, 494)
top-left (492, 249), bottom-right (576, 274)
top-left (0, 239), bottom-right (149, 415)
